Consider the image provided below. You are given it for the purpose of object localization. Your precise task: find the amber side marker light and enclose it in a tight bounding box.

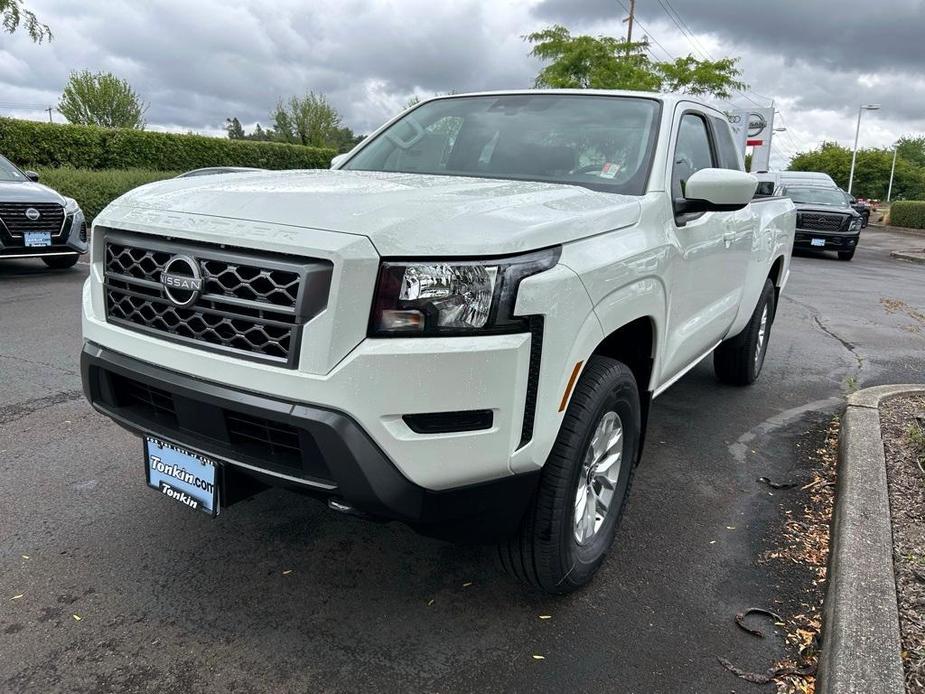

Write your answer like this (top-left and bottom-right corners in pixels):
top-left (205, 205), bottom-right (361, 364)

top-left (558, 361), bottom-right (584, 412)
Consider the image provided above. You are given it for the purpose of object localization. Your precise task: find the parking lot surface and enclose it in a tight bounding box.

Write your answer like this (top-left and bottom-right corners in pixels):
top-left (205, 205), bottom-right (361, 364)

top-left (2, 229), bottom-right (924, 693)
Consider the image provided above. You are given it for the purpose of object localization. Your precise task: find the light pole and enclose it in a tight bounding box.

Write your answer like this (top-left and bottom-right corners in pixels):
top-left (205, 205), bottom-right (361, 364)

top-left (847, 104), bottom-right (880, 195)
top-left (886, 143), bottom-right (898, 203)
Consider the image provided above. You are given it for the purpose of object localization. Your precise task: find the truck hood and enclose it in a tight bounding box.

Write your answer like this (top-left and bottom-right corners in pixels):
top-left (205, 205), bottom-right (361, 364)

top-left (104, 169), bottom-right (641, 256)
top-left (0, 180), bottom-right (65, 204)
top-left (794, 202), bottom-right (859, 218)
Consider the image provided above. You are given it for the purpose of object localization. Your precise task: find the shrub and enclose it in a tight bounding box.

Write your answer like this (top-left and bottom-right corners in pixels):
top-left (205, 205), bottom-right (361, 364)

top-left (34, 167), bottom-right (179, 222)
top-left (889, 201), bottom-right (925, 229)
top-left (0, 117), bottom-right (334, 171)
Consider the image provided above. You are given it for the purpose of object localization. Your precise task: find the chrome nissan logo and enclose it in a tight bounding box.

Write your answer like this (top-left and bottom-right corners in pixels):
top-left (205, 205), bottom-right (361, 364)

top-left (25, 207), bottom-right (41, 221)
top-left (748, 112), bottom-right (767, 138)
top-left (160, 255), bottom-right (203, 307)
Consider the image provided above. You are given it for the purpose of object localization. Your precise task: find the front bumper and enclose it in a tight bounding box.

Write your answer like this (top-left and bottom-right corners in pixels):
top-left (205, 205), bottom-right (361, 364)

top-left (794, 229), bottom-right (860, 251)
top-left (82, 342), bottom-right (539, 539)
top-left (0, 209), bottom-right (89, 259)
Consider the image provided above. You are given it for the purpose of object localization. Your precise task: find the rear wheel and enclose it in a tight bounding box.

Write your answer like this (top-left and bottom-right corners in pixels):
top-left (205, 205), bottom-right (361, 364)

top-left (713, 279), bottom-right (776, 386)
top-left (42, 254), bottom-right (79, 269)
top-left (838, 249), bottom-right (855, 261)
top-left (498, 356), bottom-right (640, 594)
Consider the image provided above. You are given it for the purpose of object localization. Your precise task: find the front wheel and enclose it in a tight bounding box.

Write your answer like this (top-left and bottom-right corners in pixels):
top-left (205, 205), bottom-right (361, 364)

top-left (42, 254), bottom-right (80, 269)
top-left (838, 249), bottom-right (855, 261)
top-left (498, 356), bottom-right (640, 594)
top-left (713, 279), bottom-right (776, 386)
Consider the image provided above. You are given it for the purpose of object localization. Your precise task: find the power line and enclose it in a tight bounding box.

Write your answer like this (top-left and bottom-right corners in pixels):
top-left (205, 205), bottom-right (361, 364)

top-left (654, 0), bottom-right (709, 60)
top-left (614, 0), bottom-right (676, 60)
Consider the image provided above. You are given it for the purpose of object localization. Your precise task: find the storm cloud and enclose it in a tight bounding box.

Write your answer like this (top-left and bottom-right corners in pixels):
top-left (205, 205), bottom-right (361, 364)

top-left (1, 0), bottom-right (921, 168)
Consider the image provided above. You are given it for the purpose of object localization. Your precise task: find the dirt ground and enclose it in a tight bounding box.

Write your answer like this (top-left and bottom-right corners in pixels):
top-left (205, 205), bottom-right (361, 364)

top-left (882, 393), bottom-right (925, 692)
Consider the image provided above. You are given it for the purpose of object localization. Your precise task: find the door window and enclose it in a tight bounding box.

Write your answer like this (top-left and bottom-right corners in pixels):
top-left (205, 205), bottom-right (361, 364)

top-left (711, 117), bottom-right (744, 171)
top-left (672, 114), bottom-right (715, 199)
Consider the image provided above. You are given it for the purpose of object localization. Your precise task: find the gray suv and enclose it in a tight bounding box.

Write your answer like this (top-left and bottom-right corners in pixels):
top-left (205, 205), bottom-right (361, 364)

top-left (0, 154), bottom-right (88, 269)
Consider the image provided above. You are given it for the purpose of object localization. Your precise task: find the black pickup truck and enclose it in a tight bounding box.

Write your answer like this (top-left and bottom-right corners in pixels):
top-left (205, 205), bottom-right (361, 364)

top-left (0, 154), bottom-right (88, 269)
top-left (781, 184), bottom-right (863, 261)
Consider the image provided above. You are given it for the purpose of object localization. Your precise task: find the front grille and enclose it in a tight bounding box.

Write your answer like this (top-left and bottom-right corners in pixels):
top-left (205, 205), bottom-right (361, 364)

top-left (798, 212), bottom-right (848, 232)
top-left (102, 230), bottom-right (332, 368)
top-left (226, 411), bottom-right (302, 460)
top-left (102, 369), bottom-right (330, 482)
top-left (0, 202), bottom-right (65, 238)
top-left (115, 374), bottom-right (178, 425)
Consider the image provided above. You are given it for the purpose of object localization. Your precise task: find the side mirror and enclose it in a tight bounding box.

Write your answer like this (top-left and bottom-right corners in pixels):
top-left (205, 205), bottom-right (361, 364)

top-left (329, 153), bottom-right (349, 169)
top-left (677, 168), bottom-right (758, 215)
top-left (24, 170), bottom-right (40, 182)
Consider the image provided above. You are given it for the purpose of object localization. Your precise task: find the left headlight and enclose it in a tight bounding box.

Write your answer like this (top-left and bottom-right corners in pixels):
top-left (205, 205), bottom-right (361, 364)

top-left (63, 197), bottom-right (81, 215)
top-left (369, 247), bottom-right (560, 336)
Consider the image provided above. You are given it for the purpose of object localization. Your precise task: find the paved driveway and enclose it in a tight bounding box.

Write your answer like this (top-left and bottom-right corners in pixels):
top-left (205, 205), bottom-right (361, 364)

top-left (2, 228), bottom-right (924, 693)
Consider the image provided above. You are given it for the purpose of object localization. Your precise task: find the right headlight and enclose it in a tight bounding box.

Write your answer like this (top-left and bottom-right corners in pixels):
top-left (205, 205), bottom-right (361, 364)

top-left (369, 247), bottom-right (560, 337)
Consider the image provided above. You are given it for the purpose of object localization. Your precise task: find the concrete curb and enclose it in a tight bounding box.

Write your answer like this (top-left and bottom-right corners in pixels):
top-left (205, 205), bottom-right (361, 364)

top-left (891, 250), bottom-right (925, 264)
top-left (818, 384), bottom-right (925, 694)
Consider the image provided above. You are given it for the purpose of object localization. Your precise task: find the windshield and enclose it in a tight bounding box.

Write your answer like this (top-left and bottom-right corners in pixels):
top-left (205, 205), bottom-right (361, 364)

top-left (0, 154), bottom-right (26, 182)
top-left (784, 186), bottom-right (848, 207)
top-left (344, 95), bottom-right (661, 195)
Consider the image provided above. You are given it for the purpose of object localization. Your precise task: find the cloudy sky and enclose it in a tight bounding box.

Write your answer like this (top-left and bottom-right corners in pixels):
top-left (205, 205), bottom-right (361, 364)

top-left (1, 0), bottom-right (923, 168)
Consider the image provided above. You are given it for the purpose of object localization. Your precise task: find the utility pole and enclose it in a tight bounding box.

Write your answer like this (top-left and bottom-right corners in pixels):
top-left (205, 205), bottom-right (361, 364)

top-left (623, 0), bottom-right (636, 54)
top-left (45, 107), bottom-right (53, 123)
top-left (886, 144), bottom-right (898, 203)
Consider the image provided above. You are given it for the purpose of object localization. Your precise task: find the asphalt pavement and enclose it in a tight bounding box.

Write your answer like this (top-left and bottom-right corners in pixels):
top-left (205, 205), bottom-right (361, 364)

top-left (2, 228), bottom-right (924, 693)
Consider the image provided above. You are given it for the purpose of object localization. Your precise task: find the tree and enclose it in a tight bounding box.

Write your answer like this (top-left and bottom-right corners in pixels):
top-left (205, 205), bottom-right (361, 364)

top-left (525, 25), bottom-right (746, 100)
top-left (789, 141), bottom-right (925, 200)
top-left (225, 117), bottom-right (245, 139)
top-left (58, 70), bottom-right (148, 129)
top-left (271, 92), bottom-right (341, 148)
top-left (896, 136), bottom-right (925, 169)
top-left (1, 0), bottom-right (52, 43)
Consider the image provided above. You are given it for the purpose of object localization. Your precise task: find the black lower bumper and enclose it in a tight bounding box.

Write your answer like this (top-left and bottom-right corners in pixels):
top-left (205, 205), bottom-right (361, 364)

top-left (794, 229), bottom-right (860, 251)
top-left (81, 342), bottom-right (538, 541)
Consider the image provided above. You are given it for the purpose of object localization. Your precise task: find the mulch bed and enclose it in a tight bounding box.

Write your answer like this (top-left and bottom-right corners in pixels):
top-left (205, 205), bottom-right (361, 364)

top-left (882, 393), bottom-right (925, 692)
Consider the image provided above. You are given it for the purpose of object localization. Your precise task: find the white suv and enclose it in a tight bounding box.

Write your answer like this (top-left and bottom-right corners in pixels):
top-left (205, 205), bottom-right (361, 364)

top-left (81, 91), bottom-right (795, 592)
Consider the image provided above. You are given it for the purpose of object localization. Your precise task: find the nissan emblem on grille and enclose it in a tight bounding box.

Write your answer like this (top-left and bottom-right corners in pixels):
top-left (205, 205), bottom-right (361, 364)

top-left (25, 207), bottom-right (41, 221)
top-left (161, 255), bottom-right (203, 307)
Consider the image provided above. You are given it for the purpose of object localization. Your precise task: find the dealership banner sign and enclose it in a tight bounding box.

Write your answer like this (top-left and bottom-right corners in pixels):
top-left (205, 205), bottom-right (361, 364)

top-left (727, 107), bottom-right (776, 173)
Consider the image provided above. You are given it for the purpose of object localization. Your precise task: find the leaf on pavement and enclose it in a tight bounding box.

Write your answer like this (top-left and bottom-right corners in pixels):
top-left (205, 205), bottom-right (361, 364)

top-left (72, 614), bottom-right (82, 621)
top-left (758, 476), bottom-right (798, 490)
top-left (539, 615), bottom-right (552, 620)
top-left (531, 655), bottom-right (545, 660)
top-left (10, 594), bottom-right (24, 600)
top-left (735, 608), bottom-right (785, 638)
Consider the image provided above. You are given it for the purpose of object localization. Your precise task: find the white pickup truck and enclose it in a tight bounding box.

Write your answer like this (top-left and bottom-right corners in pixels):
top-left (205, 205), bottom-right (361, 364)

top-left (81, 90), bottom-right (795, 593)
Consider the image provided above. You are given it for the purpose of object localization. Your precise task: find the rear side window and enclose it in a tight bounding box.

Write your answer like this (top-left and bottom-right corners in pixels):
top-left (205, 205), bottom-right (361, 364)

top-left (672, 114), bottom-right (715, 198)
top-left (711, 117), bottom-right (744, 171)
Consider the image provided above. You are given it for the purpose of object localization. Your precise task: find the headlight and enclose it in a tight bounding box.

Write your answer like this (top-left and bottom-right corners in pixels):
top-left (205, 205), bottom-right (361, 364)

top-left (63, 197), bottom-right (81, 214)
top-left (851, 218), bottom-right (861, 230)
top-left (370, 247), bottom-right (560, 336)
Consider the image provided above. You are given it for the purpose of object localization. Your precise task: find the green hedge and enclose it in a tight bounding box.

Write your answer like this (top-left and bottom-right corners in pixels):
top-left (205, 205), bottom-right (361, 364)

top-left (1, 117), bottom-right (334, 171)
top-left (890, 201), bottom-right (925, 229)
top-left (35, 167), bottom-right (179, 223)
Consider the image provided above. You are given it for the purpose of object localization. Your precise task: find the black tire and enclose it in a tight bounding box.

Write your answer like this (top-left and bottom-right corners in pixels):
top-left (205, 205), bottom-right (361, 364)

top-left (713, 279), bottom-right (775, 386)
top-left (42, 254), bottom-right (79, 269)
top-left (498, 356), bottom-right (640, 594)
top-left (838, 249), bottom-right (855, 261)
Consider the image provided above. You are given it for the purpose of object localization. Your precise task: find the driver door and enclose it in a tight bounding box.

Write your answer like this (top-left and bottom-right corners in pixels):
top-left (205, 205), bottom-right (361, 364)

top-left (660, 110), bottom-right (742, 384)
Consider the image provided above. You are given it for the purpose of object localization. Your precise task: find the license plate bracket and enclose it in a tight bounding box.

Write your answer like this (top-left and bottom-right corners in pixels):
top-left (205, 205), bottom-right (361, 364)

top-left (144, 437), bottom-right (220, 516)
top-left (24, 231), bottom-right (52, 247)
